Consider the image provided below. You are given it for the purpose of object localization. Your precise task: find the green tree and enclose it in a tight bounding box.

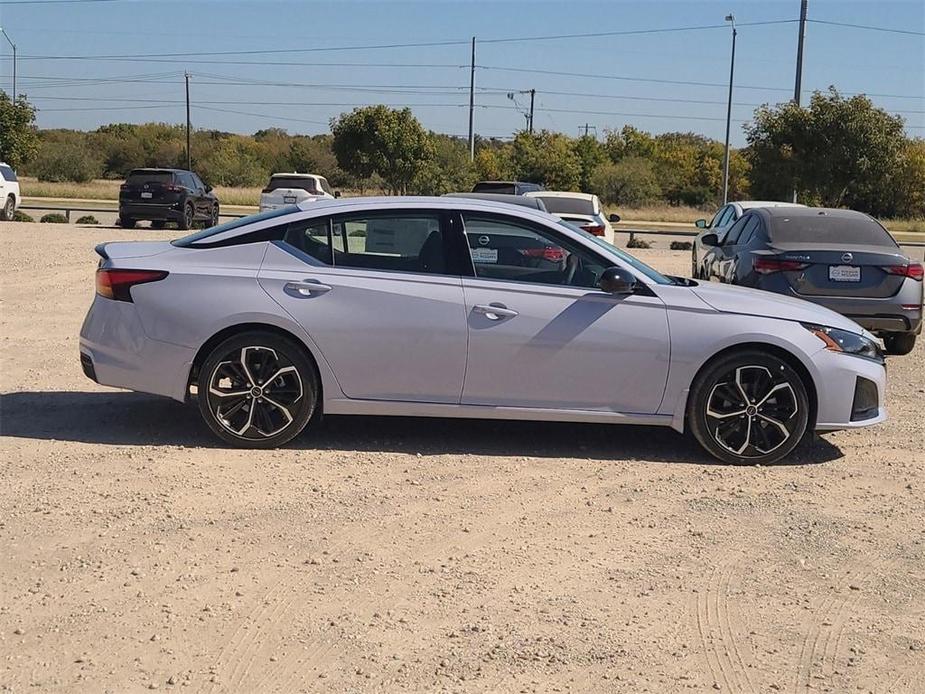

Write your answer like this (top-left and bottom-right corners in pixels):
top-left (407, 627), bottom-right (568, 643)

top-left (573, 134), bottom-right (604, 192)
top-left (331, 105), bottom-right (434, 195)
top-left (0, 91), bottom-right (39, 169)
top-left (510, 130), bottom-right (581, 190)
top-left (410, 133), bottom-right (476, 195)
top-left (589, 158), bottom-right (661, 207)
top-left (32, 140), bottom-right (101, 182)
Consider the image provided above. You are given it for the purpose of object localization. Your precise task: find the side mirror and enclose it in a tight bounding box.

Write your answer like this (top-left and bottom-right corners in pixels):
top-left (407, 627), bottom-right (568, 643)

top-left (334, 191), bottom-right (342, 198)
top-left (701, 233), bottom-right (719, 247)
top-left (599, 266), bottom-right (637, 295)
top-left (695, 219), bottom-right (707, 229)
top-left (608, 213), bottom-right (621, 223)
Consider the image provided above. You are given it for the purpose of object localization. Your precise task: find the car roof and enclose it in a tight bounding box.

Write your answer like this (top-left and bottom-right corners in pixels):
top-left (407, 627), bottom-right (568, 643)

top-left (525, 191), bottom-right (595, 201)
top-left (296, 195), bottom-right (557, 219)
top-left (735, 200), bottom-right (805, 210)
top-left (443, 192), bottom-right (547, 210)
top-left (760, 206), bottom-right (872, 220)
top-left (270, 172), bottom-right (323, 178)
top-left (129, 168), bottom-right (187, 174)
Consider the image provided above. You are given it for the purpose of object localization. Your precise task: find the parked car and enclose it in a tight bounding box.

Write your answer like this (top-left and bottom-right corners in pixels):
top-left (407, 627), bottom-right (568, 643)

top-left (0, 162), bottom-right (21, 221)
top-left (118, 168), bottom-right (219, 230)
top-left (81, 196), bottom-right (887, 465)
top-left (443, 192), bottom-right (547, 211)
top-left (472, 181), bottom-right (544, 195)
top-left (698, 206), bottom-right (922, 355)
top-left (260, 173), bottom-right (336, 212)
top-left (526, 191), bottom-right (619, 245)
top-left (693, 201), bottom-right (803, 278)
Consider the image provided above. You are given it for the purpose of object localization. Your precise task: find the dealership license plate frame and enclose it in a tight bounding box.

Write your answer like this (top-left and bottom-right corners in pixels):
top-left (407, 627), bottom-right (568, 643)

top-left (829, 265), bottom-right (861, 282)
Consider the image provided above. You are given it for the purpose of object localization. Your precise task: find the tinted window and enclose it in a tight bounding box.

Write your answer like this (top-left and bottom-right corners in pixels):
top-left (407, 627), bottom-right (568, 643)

top-left (463, 214), bottom-right (607, 289)
top-left (173, 206), bottom-right (298, 246)
top-left (0, 165), bottom-right (17, 182)
top-left (728, 216), bottom-right (759, 245)
top-left (534, 196), bottom-right (595, 215)
top-left (769, 214), bottom-right (898, 247)
top-left (126, 170), bottom-right (173, 186)
top-left (318, 177), bottom-right (333, 196)
top-left (266, 177), bottom-right (321, 193)
top-left (472, 182), bottom-right (516, 194)
top-left (190, 173), bottom-right (205, 190)
top-left (715, 206), bottom-right (736, 228)
top-left (179, 172), bottom-right (197, 189)
top-left (739, 217), bottom-right (765, 246)
top-left (556, 219), bottom-right (673, 285)
top-left (283, 218), bottom-right (333, 264)
top-left (708, 206), bottom-right (727, 228)
top-left (330, 213), bottom-right (445, 274)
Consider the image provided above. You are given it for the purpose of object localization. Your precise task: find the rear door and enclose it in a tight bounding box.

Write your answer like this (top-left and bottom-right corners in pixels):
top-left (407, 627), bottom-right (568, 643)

top-left (456, 212), bottom-right (670, 414)
top-left (258, 210), bottom-right (469, 403)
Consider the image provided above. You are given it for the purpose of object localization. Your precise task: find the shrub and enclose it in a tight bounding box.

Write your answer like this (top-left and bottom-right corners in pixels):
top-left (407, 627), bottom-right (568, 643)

top-left (591, 158), bottom-right (661, 207)
top-left (626, 237), bottom-right (652, 249)
top-left (670, 241), bottom-right (693, 251)
top-left (75, 215), bottom-right (99, 225)
top-left (348, 229), bottom-right (367, 237)
top-left (32, 141), bottom-right (101, 183)
top-left (40, 213), bottom-right (68, 223)
top-left (12, 210), bottom-right (34, 222)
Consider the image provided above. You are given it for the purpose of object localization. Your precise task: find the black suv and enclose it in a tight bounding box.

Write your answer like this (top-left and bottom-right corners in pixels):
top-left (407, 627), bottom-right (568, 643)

top-left (119, 168), bottom-right (219, 230)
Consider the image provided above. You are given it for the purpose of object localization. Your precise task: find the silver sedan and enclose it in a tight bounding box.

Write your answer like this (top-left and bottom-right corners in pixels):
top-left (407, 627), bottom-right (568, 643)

top-left (80, 197), bottom-right (887, 464)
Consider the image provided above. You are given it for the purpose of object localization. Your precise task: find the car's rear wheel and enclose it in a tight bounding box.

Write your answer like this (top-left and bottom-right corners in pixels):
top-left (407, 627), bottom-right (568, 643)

top-left (119, 217), bottom-right (136, 229)
top-left (197, 332), bottom-right (319, 448)
top-left (688, 350), bottom-right (810, 465)
top-left (883, 333), bottom-right (916, 356)
top-left (209, 204), bottom-right (219, 227)
top-left (179, 202), bottom-right (194, 231)
top-left (1, 195), bottom-right (14, 221)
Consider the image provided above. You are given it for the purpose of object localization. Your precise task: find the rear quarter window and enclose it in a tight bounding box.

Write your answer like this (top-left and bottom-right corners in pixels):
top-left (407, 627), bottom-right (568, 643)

top-left (0, 165), bottom-right (17, 182)
top-left (770, 214), bottom-right (898, 247)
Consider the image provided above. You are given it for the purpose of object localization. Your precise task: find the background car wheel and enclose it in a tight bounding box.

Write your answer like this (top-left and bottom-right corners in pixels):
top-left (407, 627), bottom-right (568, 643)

top-left (210, 205), bottom-right (219, 227)
top-left (883, 333), bottom-right (916, 356)
top-left (1, 195), bottom-right (14, 221)
top-left (119, 217), bottom-right (136, 229)
top-left (688, 349), bottom-right (810, 465)
top-left (151, 220), bottom-right (166, 230)
top-left (197, 332), bottom-right (319, 448)
top-left (179, 203), bottom-right (194, 230)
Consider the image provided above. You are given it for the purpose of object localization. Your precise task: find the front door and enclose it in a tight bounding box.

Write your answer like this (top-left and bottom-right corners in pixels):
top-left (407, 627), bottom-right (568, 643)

top-left (457, 213), bottom-right (670, 414)
top-left (258, 211), bottom-right (468, 403)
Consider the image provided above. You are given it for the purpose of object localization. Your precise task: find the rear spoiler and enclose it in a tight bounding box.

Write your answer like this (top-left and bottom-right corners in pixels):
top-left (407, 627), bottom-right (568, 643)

top-left (95, 243), bottom-right (109, 260)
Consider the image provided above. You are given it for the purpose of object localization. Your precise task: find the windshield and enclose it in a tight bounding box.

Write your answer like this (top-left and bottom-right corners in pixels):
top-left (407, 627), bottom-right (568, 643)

top-left (172, 206), bottom-right (298, 246)
top-left (557, 219), bottom-right (674, 285)
top-left (537, 197), bottom-right (595, 215)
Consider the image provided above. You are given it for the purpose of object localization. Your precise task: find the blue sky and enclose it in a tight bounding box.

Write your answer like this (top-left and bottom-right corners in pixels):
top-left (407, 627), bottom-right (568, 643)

top-left (0, 0), bottom-right (922, 145)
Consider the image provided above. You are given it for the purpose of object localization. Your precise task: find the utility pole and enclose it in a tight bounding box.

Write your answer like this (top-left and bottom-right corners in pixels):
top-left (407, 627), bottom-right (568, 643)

top-left (579, 123), bottom-right (596, 138)
top-left (467, 37), bottom-right (476, 161)
top-left (722, 14), bottom-right (737, 205)
top-left (0, 27), bottom-right (15, 100)
top-left (185, 71), bottom-right (192, 171)
top-left (791, 0), bottom-right (808, 202)
top-left (528, 89), bottom-right (535, 134)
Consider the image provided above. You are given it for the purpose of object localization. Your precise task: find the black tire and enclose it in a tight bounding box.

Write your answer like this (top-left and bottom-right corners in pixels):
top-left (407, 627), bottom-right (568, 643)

top-left (151, 220), bottom-right (166, 230)
top-left (178, 202), bottom-right (194, 231)
top-left (209, 204), bottom-right (220, 227)
top-left (119, 217), bottom-right (136, 229)
top-left (883, 333), bottom-right (916, 356)
top-left (688, 349), bottom-right (810, 465)
top-left (1, 195), bottom-right (14, 221)
top-left (197, 331), bottom-right (319, 448)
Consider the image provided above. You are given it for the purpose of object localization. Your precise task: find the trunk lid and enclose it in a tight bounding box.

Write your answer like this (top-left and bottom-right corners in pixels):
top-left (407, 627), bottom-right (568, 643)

top-left (756, 242), bottom-right (909, 298)
top-left (95, 241), bottom-right (174, 261)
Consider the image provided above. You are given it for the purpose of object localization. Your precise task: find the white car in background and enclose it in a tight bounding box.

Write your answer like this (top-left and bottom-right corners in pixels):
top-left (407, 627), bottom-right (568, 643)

top-left (259, 173), bottom-right (336, 212)
top-left (525, 191), bottom-right (618, 244)
top-left (0, 162), bottom-right (21, 221)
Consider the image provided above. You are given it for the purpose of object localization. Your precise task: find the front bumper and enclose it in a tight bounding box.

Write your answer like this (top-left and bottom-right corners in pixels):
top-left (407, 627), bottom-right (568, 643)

top-left (812, 347), bottom-right (887, 431)
top-left (79, 295), bottom-right (195, 402)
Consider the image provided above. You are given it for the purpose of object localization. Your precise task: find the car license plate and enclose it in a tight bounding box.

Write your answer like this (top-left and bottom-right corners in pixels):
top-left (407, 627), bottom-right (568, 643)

top-left (283, 195), bottom-right (297, 204)
top-left (829, 265), bottom-right (861, 282)
top-left (140, 192), bottom-right (153, 199)
top-left (471, 247), bottom-right (498, 264)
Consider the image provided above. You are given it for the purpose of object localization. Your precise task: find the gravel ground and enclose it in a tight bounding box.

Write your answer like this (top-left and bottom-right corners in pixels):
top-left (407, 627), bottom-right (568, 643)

top-left (1, 222), bottom-right (923, 693)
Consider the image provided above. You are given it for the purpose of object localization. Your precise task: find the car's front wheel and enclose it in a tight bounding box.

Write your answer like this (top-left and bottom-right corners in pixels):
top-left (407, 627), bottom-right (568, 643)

top-left (883, 333), bottom-right (916, 356)
top-left (197, 332), bottom-right (319, 448)
top-left (688, 350), bottom-right (810, 465)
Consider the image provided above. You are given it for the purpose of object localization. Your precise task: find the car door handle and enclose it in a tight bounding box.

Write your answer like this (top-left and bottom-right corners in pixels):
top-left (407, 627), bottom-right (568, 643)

top-left (284, 280), bottom-right (332, 296)
top-left (473, 303), bottom-right (518, 320)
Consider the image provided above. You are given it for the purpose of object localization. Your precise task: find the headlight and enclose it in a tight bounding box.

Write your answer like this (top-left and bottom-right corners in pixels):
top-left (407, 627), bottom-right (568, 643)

top-left (801, 323), bottom-right (884, 363)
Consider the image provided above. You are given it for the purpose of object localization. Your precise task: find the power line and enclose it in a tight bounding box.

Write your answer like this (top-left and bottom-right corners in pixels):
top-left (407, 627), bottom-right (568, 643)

top-left (807, 19), bottom-right (925, 37)
top-left (192, 105), bottom-right (330, 127)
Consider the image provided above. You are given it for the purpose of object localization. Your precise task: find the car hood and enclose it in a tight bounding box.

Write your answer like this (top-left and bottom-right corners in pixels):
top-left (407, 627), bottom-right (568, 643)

top-left (691, 281), bottom-right (864, 334)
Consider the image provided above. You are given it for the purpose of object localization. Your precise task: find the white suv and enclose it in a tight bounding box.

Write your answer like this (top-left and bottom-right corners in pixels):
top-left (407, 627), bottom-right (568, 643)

top-left (259, 173), bottom-right (336, 212)
top-left (0, 163), bottom-right (21, 221)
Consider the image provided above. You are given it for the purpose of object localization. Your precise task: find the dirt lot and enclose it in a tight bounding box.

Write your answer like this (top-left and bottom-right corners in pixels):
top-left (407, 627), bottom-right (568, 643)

top-left (1, 222), bottom-right (923, 693)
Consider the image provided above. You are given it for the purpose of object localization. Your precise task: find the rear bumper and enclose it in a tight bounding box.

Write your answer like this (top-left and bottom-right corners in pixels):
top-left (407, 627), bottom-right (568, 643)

top-left (784, 286), bottom-right (923, 335)
top-left (119, 202), bottom-right (185, 221)
top-left (79, 295), bottom-right (195, 402)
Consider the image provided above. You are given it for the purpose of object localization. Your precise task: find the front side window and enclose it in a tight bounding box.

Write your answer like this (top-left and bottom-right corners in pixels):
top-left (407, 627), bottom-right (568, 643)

top-left (283, 219), bottom-right (334, 264)
top-left (462, 214), bottom-right (608, 290)
top-left (330, 213), bottom-right (445, 275)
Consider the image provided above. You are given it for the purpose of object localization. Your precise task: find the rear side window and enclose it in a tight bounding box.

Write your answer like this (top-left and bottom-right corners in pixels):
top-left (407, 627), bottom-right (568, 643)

top-left (265, 177), bottom-right (321, 194)
top-left (173, 206), bottom-right (298, 247)
top-left (770, 214), bottom-right (898, 247)
top-left (330, 213), bottom-right (446, 275)
top-left (728, 216), bottom-right (759, 245)
top-left (0, 165), bottom-right (16, 182)
top-left (535, 196), bottom-right (594, 215)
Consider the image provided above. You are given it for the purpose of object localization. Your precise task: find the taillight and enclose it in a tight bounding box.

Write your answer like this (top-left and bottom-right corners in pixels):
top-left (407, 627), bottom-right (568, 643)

top-left (96, 269), bottom-right (168, 302)
top-left (882, 263), bottom-right (924, 281)
top-left (165, 184), bottom-right (183, 192)
top-left (520, 246), bottom-right (565, 263)
top-left (119, 184), bottom-right (128, 191)
top-left (753, 257), bottom-right (810, 274)
top-left (581, 224), bottom-right (606, 237)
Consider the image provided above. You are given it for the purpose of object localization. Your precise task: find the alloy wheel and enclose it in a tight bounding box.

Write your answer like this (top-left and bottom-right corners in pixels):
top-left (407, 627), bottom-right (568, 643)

top-left (207, 345), bottom-right (304, 440)
top-left (705, 365), bottom-right (799, 458)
